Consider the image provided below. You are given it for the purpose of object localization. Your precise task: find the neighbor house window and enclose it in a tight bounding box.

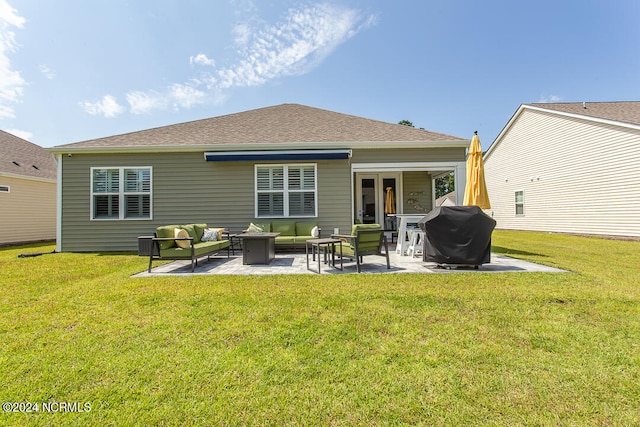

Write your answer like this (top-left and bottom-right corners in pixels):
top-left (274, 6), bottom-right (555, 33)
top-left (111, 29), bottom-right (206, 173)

top-left (515, 190), bottom-right (524, 215)
top-left (91, 167), bottom-right (152, 220)
top-left (255, 164), bottom-right (317, 217)
top-left (0, 185), bottom-right (9, 193)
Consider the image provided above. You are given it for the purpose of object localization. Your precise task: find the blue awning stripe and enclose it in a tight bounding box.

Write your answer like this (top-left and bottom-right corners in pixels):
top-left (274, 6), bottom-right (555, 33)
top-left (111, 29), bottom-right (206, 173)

top-left (204, 149), bottom-right (351, 162)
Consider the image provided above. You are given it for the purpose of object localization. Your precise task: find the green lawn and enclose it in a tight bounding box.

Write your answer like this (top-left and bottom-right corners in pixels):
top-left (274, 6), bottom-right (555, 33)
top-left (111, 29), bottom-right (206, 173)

top-left (1, 230), bottom-right (639, 426)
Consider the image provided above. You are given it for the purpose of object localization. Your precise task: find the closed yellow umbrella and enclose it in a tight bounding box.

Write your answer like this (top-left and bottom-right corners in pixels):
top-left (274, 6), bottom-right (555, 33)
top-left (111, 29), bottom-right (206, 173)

top-left (463, 131), bottom-right (491, 209)
top-left (385, 187), bottom-right (396, 214)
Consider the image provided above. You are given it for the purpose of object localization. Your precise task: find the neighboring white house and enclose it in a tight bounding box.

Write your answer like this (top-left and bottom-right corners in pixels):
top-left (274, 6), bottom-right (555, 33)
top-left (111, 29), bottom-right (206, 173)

top-left (0, 130), bottom-right (57, 246)
top-left (483, 101), bottom-right (640, 238)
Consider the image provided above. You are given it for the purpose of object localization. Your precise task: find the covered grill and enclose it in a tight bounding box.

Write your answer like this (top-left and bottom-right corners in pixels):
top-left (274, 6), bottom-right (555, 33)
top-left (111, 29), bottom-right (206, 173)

top-left (418, 206), bottom-right (496, 267)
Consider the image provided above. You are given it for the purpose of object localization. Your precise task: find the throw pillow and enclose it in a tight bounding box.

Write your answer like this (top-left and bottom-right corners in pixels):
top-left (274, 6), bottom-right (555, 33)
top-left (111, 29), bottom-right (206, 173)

top-left (209, 227), bottom-right (225, 240)
top-left (202, 228), bottom-right (219, 242)
top-left (174, 228), bottom-right (192, 249)
top-left (311, 226), bottom-right (319, 238)
top-left (247, 223), bottom-right (263, 233)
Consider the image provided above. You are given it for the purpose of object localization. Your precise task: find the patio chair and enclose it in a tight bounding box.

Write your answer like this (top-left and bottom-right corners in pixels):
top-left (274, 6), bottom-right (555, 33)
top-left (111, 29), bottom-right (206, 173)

top-left (332, 224), bottom-right (390, 273)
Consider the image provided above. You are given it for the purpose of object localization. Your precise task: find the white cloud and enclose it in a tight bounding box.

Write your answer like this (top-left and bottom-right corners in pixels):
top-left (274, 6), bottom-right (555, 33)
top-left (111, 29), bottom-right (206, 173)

top-left (538, 94), bottom-right (562, 103)
top-left (126, 90), bottom-right (167, 115)
top-left (84, 2), bottom-right (376, 116)
top-left (168, 83), bottom-right (207, 109)
top-left (0, 0), bottom-right (24, 27)
top-left (189, 53), bottom-right (215, 67)
top-left (232, 22), bottom-right (252, 47)
top-left (125, 84), bottom-right (207, 114)
top-left (217, 3), bottom-right (377, 88)
top-left (39, 64), bottom-right (55, 79)
top-left (79, 95), bottom-right (125, 118)
top-left (0, 0), bottom-right (26, 119)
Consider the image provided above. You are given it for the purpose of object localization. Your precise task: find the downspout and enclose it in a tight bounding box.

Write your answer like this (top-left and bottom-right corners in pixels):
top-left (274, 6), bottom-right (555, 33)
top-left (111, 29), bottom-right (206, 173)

top-left (55, 154), bottom-right (63, 252)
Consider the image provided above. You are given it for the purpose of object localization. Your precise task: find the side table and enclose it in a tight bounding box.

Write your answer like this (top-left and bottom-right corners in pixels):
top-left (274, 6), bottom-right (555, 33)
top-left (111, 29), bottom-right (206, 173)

top-left (306, 238), bottom-right (343, 273)
top-left (222, 230), bottom-right (241, 255)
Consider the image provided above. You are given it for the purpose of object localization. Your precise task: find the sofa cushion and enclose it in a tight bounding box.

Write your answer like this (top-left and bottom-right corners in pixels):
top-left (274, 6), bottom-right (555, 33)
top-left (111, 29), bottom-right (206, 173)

top-left (293, 236), bottom-right (317, 244)
top-left (350, 224), bottom-right (383, 252)
top-left (156, 225), bottom-right (180, 250)
top-left (350, 223), bottom-right (382, 236)
top-left (275, 236), bottom-right (296, 245)
top-left (174, 228), bottom-right (192, 249)
top-left (295, 221), bottom-right (317, 236)
top-left (180, 224), bottom-right (198, 242)
top-left (160, 240), bottom-right (230, 258)
top-left (192, 223), bottom-right (208, 242)
top-left (271, 221), bottom-right (296, 236)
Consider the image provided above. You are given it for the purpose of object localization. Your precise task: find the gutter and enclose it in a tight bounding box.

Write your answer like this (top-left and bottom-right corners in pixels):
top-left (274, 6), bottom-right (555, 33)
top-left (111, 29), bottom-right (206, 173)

top-left (48, 140), bottom-right (470, 155)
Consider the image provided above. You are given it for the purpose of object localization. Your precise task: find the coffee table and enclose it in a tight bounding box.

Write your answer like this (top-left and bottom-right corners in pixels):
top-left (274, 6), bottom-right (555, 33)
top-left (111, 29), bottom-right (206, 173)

top-left (306, 238), bottom-right (343, 273)
top-left (237, 232), bottom-right (280, 265)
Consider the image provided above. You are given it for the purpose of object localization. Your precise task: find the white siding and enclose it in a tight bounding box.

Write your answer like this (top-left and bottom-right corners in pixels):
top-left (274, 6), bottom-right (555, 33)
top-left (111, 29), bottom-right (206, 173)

top-left (484, 108), bottom-right (640, 237)
top-left (0, 176), bottom-right (57, 245)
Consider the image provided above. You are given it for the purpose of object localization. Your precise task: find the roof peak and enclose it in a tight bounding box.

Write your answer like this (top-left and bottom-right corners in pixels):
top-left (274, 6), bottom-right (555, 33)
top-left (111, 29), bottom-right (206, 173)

top-left (52, 103), bottom-right (467, 150)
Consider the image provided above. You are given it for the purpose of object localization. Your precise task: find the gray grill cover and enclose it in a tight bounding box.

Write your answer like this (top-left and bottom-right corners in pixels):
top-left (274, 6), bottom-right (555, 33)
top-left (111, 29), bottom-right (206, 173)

top-left (418, 206), bottom-right (496, 265)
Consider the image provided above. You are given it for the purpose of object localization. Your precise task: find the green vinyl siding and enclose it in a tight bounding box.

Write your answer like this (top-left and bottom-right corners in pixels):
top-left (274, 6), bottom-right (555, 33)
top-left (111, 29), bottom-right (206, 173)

top-left (60, 152), bottom-right (352, 251)
top-left (350, 147), bottom-right (465, 163)
top-left (402, 171), bottom-right (433, 214)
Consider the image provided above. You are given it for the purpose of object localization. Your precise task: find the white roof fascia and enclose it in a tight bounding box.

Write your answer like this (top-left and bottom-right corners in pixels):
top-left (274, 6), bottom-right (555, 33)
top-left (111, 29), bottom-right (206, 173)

top-left (0, 171), bottom-right (56, 184)
top-left (525, 105), bottom-right (640, 132)
top-left (49, 140), bottom-right (469, 155)
top-left (483, 104), bottom-right (526, 161)
top-left (352, 161), bottom-right (464, 172)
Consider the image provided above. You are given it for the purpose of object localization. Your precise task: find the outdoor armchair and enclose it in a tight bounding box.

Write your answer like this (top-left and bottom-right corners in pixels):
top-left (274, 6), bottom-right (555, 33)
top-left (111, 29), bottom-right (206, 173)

top-left (332, 224), bottom-right (390, 273)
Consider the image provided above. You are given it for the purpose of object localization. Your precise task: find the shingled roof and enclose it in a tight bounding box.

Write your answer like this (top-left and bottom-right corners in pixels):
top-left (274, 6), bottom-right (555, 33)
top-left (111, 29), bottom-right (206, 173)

top-left (52, 104), bottom-right (466, 152)
top-left (0, 130), bottom-right (57, 181)
top-left (526, 101), bottom-right (640, 127)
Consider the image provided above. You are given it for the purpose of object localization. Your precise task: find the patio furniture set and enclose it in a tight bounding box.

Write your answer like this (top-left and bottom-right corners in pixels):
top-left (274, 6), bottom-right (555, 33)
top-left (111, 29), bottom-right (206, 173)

top-left (140, 221), bottom-right (392, 274)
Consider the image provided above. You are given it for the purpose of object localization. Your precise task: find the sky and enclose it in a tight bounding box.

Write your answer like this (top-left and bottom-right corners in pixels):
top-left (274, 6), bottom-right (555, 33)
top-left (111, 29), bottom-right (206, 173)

top-left (1, 0), bottom-right (639, 151)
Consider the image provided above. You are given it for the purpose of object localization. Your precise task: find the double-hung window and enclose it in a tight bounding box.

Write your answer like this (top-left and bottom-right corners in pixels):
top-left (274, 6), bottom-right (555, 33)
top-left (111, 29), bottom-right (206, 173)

top-left (91, 167), bottom-right (152, 220)
top-left (255, 164), bottom-right (317, 217)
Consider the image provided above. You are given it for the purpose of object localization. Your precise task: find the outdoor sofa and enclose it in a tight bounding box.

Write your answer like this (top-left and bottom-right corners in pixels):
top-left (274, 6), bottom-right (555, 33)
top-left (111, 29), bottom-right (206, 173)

top-left (149, 223), bottom-right (230, 272)
top-left (245, 220), bottom-right (321, 250)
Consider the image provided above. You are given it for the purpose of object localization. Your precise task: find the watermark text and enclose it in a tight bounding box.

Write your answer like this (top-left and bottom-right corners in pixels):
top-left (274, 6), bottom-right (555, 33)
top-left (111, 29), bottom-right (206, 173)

top-left (2, 401), bottom-right (91, 413)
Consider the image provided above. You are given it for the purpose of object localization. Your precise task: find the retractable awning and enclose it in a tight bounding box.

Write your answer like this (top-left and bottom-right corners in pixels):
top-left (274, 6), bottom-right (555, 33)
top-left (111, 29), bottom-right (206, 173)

top-left (204, 149), bottom-right (351, 162)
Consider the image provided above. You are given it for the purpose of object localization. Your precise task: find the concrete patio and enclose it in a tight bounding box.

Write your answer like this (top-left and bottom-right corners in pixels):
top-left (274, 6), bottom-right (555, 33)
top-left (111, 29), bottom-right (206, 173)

top-left (134, 245), bottom-right (565, 277)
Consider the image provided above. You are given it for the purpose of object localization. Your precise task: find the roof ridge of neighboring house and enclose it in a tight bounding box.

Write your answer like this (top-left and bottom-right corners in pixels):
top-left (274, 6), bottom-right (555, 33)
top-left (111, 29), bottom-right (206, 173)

top-left (524, 101), bottom-right (640, 127)
top-left (485, 101), bottom-right (640, 160)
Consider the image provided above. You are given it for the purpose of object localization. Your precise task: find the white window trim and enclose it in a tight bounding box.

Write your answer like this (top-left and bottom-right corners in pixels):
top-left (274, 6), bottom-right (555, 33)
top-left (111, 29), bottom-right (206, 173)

top-left (90, 167), bottom-right (153, 220)
top-left (515, 189), bottom-right (524, 216)
top-left (254, 163), bottom-right (318, 218)
top-left (0, 185), bottom-right (9, 193)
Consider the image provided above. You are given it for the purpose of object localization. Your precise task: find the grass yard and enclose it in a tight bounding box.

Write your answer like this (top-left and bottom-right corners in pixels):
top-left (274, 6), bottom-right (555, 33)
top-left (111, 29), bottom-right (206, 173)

top-left (1, 230), bottom-right (639, 426)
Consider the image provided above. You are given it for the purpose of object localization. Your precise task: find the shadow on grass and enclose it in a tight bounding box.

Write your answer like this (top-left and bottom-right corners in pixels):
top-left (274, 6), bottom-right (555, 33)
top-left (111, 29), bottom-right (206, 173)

top-left (96, 251), bottom-right (139, 257)
top-left (492, 245), bottom-right (549, 258)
